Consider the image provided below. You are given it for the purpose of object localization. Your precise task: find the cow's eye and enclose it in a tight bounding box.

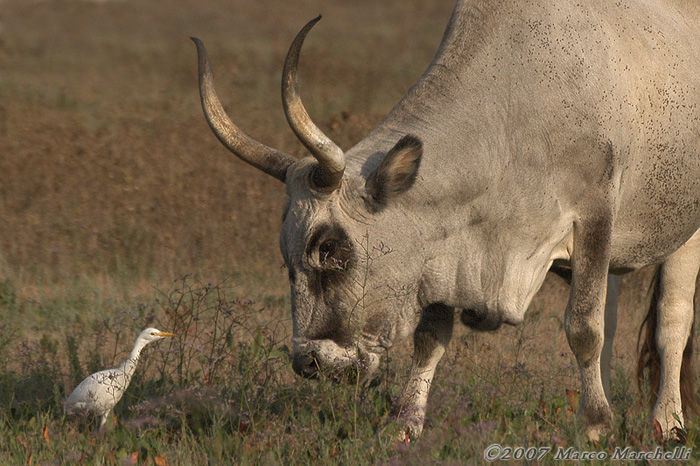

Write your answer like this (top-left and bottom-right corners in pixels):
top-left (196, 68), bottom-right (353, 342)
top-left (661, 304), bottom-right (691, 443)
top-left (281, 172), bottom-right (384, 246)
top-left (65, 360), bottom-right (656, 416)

top-left (319, 239), bottom-right (351, 271)
top-left (319, 240), bottom-right (339, 264)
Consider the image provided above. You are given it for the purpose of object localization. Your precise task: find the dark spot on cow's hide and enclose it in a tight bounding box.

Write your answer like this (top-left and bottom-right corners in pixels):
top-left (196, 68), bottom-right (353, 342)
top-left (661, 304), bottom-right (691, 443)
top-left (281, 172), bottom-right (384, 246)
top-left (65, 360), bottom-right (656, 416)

top-left (413, 303), bottom-right (454, 366)
top-left (306, 224), bottom-right (355, 272)
top-left (460, 307), bottom-right (503, 331)
top-left (305, 225), bottom-right (356, 301)
top-left (292, 224), bottom-right (358, 346)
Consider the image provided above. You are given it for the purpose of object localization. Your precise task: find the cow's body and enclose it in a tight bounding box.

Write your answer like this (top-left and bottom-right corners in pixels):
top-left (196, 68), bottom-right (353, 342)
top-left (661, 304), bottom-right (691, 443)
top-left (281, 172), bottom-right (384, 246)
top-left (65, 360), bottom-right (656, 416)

top-left (194, 0), bottom-right (700, 440)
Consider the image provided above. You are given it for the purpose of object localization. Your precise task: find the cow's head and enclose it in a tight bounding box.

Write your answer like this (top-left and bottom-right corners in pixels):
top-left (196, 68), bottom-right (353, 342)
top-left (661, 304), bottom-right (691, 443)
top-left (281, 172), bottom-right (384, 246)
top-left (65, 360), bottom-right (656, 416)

top-left (193, 17), bottom-right (423, 381)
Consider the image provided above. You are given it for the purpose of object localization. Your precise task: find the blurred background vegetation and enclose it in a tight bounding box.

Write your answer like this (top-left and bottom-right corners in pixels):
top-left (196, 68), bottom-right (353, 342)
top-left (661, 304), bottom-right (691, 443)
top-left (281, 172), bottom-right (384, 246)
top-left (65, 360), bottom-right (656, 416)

top-left (0, 0), bottom-right (451, 292)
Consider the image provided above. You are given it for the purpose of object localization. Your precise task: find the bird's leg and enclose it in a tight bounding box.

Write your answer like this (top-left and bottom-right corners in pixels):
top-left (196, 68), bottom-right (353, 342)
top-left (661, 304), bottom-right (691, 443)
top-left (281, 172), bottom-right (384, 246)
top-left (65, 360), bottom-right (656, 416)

top-left (98, 411), bottom-right (109, 431)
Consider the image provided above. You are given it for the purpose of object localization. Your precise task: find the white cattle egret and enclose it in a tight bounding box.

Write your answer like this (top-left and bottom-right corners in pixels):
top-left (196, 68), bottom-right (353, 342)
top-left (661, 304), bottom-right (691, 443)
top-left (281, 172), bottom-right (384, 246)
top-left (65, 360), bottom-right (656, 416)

top-left (64, 327), bottom-right (174, 429)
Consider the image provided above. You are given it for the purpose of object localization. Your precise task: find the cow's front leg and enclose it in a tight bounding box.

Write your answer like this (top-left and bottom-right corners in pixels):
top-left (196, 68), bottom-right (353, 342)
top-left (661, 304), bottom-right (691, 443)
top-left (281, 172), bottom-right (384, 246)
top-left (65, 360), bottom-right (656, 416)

top-left (397, 303), bottom-right (454, 440)
top-left (565, 218), bottom-right (614, 441)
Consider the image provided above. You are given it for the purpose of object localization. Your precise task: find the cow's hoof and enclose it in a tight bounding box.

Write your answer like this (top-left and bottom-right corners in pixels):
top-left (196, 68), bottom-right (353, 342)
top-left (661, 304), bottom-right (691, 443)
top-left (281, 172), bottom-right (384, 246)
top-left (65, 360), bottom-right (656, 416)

top-left (379, 420), bottom-right (411, 444)
top-left (584, 421), bottom-right (611, 443)
top-left (399, 408), bottom-right (425, 439)
top-left (381, 415), bottom-right (424, 444)
top-left (393, 425), bottom-right (421, 444)
top-left (396, 426), bottom-right (412, 443)
top-left (404, 421), bottom-right (423, 442)
top-left (653, 419), bottom-right (688, 444)
top-left (667, 426), bottom-right (688, 444)
top-left (581, 404), bottom-right (613, 442)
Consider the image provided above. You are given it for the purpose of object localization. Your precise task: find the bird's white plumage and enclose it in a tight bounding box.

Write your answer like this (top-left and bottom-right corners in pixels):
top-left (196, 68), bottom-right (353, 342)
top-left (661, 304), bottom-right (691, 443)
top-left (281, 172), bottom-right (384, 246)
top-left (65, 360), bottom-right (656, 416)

top-left (64, 327), bottom-right (174, 429)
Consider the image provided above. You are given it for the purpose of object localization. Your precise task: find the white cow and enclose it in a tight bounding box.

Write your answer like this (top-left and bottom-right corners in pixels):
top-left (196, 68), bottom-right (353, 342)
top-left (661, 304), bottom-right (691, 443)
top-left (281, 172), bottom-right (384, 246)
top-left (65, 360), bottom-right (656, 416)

top-left (193, 0), bottom-right (700, 441)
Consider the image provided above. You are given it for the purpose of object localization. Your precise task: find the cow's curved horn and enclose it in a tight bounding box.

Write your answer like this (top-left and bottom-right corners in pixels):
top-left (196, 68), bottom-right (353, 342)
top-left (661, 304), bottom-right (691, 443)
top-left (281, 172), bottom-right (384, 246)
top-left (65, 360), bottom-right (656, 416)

top-left (282, 16), bottom-right (345, 192)
top-left (192, 37), bottom-right (294, 182)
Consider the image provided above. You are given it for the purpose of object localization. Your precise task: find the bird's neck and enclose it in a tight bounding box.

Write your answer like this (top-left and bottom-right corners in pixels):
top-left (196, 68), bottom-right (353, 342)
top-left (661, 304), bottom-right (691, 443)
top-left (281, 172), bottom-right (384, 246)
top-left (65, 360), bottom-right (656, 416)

top-left (119, 340), bottom-right (149, 378)
top-left (118, 357), bottom-right (139, 379)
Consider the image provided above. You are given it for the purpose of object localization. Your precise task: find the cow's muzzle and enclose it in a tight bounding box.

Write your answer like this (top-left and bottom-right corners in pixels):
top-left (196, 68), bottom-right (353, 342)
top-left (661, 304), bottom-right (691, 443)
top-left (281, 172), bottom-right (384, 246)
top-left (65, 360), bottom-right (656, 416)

top-left (291, 339), bottom-right (381, 382)
top-left (292, 351), bottom-right (319, 378)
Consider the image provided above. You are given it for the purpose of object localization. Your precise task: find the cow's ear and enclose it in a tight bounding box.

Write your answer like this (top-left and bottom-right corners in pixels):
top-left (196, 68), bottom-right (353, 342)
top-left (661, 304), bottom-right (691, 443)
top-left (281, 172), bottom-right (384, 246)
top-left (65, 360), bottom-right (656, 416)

top-left (365, 135), bottom-right (422, 212)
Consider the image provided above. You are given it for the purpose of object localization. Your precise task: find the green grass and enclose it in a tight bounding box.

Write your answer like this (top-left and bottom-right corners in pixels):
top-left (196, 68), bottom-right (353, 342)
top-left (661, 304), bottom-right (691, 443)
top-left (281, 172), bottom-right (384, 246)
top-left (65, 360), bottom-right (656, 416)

top-left (1, 274), bottom-right (699, 465)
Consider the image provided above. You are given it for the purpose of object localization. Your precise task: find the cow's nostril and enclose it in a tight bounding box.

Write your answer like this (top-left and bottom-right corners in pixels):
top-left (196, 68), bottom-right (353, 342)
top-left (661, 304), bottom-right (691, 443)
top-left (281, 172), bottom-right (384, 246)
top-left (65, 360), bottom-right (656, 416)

top-left (292, 352), bottom-right (319, 378)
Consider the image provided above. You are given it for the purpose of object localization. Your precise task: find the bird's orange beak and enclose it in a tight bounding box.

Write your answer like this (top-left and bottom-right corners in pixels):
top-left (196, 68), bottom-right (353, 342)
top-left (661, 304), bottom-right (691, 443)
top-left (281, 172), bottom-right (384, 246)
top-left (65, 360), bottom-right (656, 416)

top-left (156, 332), bottom-right (175, 338)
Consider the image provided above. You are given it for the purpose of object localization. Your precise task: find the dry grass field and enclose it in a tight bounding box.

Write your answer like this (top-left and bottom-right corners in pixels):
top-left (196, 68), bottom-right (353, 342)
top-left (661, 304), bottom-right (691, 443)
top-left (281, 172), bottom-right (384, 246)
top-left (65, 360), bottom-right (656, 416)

top-left (0, 0), bottom-right (697, 464)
